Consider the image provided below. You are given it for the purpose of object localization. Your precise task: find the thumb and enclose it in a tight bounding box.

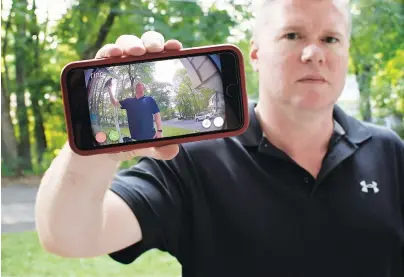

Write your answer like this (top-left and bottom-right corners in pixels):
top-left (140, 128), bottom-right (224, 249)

top-left (151, 144), bottom-right (180, 160)
top-left (107, 144), bottom-right (179, 161)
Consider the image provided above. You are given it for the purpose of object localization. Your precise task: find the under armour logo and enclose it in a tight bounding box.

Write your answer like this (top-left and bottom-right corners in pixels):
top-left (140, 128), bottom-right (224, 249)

top-left (360, 181), bottom-right (379, 194)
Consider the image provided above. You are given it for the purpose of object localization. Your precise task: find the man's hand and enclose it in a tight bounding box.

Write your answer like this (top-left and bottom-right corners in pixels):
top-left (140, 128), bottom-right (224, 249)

top-left (106, 80), bottom-right (113, 96)
top-left (95, 31), bottom-right (182, 161)
top-left (106, 80), bottom-right (112, 89)
top-left (153, 131), bottom-right (163, 139)
top-left (106, 80), bottom-right (120, 107)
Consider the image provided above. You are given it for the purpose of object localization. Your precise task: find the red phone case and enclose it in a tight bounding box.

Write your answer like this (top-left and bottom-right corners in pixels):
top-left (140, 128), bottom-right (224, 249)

top-left (60, 44), bottom-right (249, 156)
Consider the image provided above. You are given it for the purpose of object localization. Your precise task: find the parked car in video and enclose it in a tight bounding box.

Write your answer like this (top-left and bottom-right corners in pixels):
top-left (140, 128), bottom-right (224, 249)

top-left (195, 112), bottom-right (212, 122)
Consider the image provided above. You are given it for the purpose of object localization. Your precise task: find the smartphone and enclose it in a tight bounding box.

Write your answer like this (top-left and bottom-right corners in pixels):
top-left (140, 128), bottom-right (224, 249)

top-left (60, 44), bottom-right (249, 156)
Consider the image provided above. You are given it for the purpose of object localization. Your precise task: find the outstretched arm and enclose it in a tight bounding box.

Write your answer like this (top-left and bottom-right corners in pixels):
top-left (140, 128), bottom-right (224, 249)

top-left (106, 81), bottom-right (120, 107)
top-left (36, 32), bottom-right (183, 259)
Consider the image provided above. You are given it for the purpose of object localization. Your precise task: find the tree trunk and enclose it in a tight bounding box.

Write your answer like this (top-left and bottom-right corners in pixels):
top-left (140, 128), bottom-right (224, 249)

top-left (357, 65), bottom-right (373, 122)
top-left (96, 87), bottom-right (103, 125)
top-left (14, 2), bottom-right (33, 171)
top-left (350, 35), bottom-right (372, 123)
top-left (1, 85), bottom-right (20, 175)
top-left (1, 0), bottom-right (21, 175)
top-left (1, 0), bottom-right (16, 113)
top-left (30, 0), bottom-right (47, 164)
top-left (128, 65), bottom-right (136, 97)
top-left (31, 95), bottom-right (47, 164)
top-left (101, 91), bottom-right (105, 126)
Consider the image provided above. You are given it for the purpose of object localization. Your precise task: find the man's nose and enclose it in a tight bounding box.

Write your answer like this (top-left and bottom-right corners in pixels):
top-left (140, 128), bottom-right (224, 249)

top-left (301, 44), bottom-right (325, 65)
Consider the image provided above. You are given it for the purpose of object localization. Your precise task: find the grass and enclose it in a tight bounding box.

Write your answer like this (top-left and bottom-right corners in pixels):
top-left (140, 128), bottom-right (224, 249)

top-left (1, 231), bottom-right (181, 277)
top-left (101, 125), bottom-right (193, 142)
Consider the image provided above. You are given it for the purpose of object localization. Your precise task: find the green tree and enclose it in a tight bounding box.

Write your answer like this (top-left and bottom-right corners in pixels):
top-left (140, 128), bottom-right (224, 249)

top-left (371, 49), bottom-right (404, 136)
top-left (173, 68), bottom-right (208, 117)
top-left (349, 0), bottom-right (404, 122)
top-left (372, 49), bottom-right (404, 117)
top-left (147, 82), bottom-right (173, 119)
top-left (235, 34), bottom-right (259, 100)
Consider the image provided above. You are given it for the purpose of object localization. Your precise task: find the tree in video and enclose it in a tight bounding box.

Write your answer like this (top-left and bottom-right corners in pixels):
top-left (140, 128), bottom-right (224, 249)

top-left (85, 54), bottom-right (226, 145)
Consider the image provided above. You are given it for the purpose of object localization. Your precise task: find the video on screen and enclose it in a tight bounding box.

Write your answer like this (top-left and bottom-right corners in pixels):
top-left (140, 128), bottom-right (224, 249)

top-left (84, 54), bottom-right (226, 145)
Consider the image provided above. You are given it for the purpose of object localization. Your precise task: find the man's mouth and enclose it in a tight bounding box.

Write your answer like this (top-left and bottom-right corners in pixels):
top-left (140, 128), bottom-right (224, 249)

top-left (298, 74), bottom-right (327, 84)
top-left (298, 79), bottom-right (327, 84)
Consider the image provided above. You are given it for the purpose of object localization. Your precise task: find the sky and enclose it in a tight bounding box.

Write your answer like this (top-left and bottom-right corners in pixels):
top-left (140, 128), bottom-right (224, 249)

top-left (154, 59), bottom-right (183, 84)
top-left (1, 0), bottom-right (251, 24)
top-left (2, 0), bottom-right (71, 24)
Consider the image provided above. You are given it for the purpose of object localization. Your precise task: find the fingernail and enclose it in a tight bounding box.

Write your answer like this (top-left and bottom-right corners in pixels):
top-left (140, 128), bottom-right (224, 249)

top-left (144, 39), bottom-right (163, 48)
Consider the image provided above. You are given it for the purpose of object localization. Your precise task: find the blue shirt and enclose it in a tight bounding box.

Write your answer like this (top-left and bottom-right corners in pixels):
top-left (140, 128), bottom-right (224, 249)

top-left (119, 96), bottom-right (160, 140)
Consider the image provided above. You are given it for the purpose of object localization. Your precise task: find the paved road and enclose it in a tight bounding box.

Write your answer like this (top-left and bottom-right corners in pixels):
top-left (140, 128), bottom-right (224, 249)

top-left (163, 118), bottom-right (223, 132)
top-left (2, 184), bottom-right (37, 233)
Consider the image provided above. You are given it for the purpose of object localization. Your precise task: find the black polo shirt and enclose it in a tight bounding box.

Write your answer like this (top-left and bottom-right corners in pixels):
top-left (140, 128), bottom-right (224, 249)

top-left (108, 101), bottom-right (404, 277)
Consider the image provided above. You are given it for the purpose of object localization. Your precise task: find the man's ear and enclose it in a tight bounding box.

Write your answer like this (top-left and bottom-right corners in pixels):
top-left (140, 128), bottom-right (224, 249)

top-left (249, 38), bottom-right (259, 72)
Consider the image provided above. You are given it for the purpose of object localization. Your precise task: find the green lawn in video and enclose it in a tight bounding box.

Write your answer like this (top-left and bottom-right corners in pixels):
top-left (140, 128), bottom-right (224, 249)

top-left (99, 125), bottom-right (193, 144)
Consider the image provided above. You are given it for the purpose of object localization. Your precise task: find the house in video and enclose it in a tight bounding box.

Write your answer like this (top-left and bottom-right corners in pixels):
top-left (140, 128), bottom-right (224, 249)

top-left (208, 92), bottom-right (225, 114)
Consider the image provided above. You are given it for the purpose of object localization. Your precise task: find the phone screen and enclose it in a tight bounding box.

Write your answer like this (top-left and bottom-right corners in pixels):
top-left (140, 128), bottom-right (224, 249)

top-left (65, 50), bottom-right (244, 150)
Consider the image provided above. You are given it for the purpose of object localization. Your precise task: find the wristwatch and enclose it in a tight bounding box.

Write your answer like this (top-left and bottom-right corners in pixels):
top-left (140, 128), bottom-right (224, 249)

top-left (157, 130), bottom-right (163, 132)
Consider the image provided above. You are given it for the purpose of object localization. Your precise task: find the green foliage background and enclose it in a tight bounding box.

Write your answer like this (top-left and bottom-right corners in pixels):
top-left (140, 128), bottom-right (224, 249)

top-left (1, 0), bottom-right (403, 177)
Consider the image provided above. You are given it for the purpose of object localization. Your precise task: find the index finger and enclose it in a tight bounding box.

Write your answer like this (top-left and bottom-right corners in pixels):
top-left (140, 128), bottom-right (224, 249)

top-left (95, 44), bottom-right (123, 59)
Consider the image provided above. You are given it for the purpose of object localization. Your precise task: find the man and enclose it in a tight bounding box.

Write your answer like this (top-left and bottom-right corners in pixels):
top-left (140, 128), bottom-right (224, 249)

top-left (106, 78), bottom-right (163, 140)
top-left (35, 0), bottom-right (404, 276)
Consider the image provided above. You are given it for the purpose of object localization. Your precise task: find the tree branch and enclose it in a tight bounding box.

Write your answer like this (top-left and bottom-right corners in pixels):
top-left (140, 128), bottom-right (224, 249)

top-left (81, 0), bottom-right (121, 59)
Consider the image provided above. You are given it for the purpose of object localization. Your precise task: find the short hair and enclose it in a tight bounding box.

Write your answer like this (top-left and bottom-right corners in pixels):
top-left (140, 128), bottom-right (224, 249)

top-left (252, 0), bottom-right (352, 41)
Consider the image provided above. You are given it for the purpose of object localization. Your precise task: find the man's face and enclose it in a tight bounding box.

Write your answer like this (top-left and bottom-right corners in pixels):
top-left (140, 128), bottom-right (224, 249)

top-left (250, 0), bottom-right (350, 112)
top-left (135, 83), bottom-right (145, 97)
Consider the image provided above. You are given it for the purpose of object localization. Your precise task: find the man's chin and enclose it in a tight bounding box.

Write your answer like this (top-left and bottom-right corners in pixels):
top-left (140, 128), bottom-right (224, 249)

top-left (298, 104), bottom-right (335, 115)
top-left (258, 94), bottom-right (335, 114)
top-left (290, 97), bottom-right (336, 113)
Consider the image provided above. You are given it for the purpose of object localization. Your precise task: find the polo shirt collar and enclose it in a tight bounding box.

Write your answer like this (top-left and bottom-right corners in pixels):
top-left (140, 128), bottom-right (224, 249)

top-left (236, 100), bottom-right (372, 147)
top-left (235, 101), bottom-right (262, 147)
top-left (332, 104), bottom-right (372, 144)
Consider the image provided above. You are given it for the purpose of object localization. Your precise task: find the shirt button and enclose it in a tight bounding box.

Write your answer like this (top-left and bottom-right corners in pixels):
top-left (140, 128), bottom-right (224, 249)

top-left (303, 177), bottom-right (310, 183)
top-left (264, 143), bottom-right (268, 147)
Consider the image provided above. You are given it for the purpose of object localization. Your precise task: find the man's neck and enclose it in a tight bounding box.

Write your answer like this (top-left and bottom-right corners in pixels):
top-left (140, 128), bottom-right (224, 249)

top-left (255, 101), bottom-right (335, 158)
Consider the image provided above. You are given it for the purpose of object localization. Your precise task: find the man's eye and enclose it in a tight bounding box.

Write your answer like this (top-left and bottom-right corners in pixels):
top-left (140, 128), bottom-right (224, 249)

top-left (324, 37), bottom-right (339, 44)
top-left (285, 33), bottom-right (300, 40)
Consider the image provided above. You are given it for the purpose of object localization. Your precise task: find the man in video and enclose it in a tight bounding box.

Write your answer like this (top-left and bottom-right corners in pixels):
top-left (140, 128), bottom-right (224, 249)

top-left (106, 79), bottom-right (163, 140)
